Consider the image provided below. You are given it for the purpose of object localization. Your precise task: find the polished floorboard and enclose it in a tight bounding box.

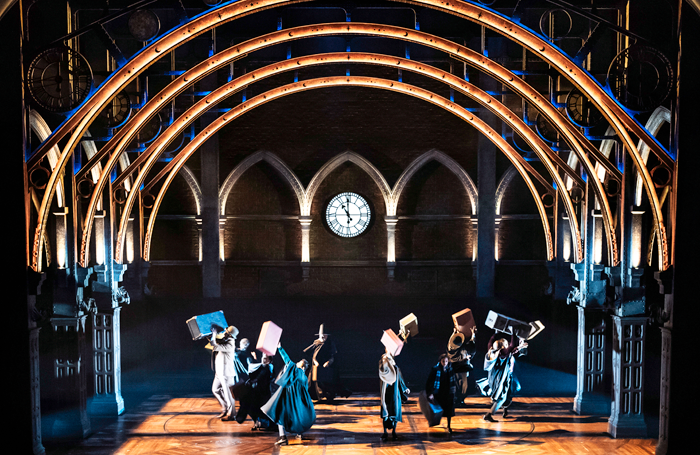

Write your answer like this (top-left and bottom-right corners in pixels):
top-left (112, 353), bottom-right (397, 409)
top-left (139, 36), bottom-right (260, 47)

top-left (45, 395), bottom-right (657, 454)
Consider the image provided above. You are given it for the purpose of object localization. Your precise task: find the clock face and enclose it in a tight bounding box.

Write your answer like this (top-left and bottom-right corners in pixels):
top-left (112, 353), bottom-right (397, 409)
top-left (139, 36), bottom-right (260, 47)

top-left (325, 192), bottom-right (371, 238)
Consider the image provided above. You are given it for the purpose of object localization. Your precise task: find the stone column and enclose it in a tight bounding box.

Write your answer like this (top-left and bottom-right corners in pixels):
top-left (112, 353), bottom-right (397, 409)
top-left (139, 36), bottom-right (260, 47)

top-left (476, 74), bottom-right (498, 298)
top-left (299, 216), bottom-right (312, 280)
top-left (45, 316), bottom-right (91, 438)
top-left (608, 315), bottom-right (647, 438)
top-left (27, 272), bottom-right (46, 454)
top-left (90, 307), bottom-right (124, 415)
top-left (655, 270), bottom-right (672, 454)
top-left (573, 306), bottom-right (610, 415)
top-left (385, 216), bottom-right (398, 280)
top-left (201, 75), bottom-right (221, 298)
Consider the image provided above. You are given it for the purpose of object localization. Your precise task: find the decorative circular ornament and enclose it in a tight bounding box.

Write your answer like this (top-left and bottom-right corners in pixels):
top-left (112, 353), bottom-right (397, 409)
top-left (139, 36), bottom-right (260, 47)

top-left (606, 44), bottom-right (673, 113)
top-left (536, 113), bottom-right (558, 143)
top-left (325, 192), bottom-right (371, 238)
top-left (96, 91), bottom-right (131, 129)
top-left (128, 9), bottom-right (160, 42)
top-left (539, 9), bottom-right (573, 41)
top-left (566, 88), bottom-right (604, 128)
top-left (27, 46), bottom-right (93, 112)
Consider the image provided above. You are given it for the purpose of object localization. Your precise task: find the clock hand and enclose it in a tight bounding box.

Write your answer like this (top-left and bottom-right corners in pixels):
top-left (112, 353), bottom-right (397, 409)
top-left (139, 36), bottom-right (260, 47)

top-left (341, 204), bottom-right (352, 222)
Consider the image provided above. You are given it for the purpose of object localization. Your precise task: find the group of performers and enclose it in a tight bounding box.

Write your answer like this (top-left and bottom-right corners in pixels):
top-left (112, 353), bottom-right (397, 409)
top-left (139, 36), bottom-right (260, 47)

top-left (205, 320), bottom-right (528, 443)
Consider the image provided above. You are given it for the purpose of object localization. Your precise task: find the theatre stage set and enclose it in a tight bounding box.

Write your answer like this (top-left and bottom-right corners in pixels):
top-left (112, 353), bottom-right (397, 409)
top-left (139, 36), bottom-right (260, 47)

top-left (6, 1), bottom-right (700, 454)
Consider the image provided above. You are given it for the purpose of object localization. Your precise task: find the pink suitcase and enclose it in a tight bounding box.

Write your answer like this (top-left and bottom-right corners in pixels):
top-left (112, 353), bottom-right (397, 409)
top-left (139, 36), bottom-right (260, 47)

top-left (381, 329), bottom-right (404, 356)
top-left (256, 321), bottom-right (283, 356)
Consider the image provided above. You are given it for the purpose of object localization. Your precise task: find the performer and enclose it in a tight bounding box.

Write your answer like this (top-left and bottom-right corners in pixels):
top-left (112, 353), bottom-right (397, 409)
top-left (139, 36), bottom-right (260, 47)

top-left (425, 353), bottom-right (457, 433)
top-left (234, 353), bottom-right (274, 431)
top-left (447, 326), bottom-right (476, 401)
top-left (235, 338), bottom-right (256, 381)
top-left (379, 349), bottom-right (410, 441)
top-left (304, 325), bottom-right (352, 401)
top-left (208, 325), bottom-right (239, 421)
top-left (482, 331), bottom-right (528, 422)
top-left (261, 343), bottom-right (316, 446)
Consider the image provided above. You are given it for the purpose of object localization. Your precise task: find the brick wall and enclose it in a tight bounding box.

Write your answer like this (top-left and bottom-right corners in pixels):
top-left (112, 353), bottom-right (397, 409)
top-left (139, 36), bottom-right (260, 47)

top-left (148, 76), bottom-right (544, 297)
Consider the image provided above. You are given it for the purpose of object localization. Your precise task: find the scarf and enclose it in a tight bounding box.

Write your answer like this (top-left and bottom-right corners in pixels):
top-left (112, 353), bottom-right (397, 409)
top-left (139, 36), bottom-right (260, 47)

top-left (433, 363), bottom-right (456, 395)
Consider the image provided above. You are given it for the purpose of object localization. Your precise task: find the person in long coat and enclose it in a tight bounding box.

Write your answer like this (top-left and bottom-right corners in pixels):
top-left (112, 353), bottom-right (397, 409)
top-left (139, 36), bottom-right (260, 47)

top-left (425, 353), bottom-right (457, 433)
top-left (233, 352), bottom-right (274, 430)
top-left (208, 325), bottom-right (239, 421)
top-left (379, 350), bottom-right (410, 440)
top-left (261, 344), bottom-right (316, 446)
top-left (304, 330), bottom-right (352, 401)
top-left (482, 332), bottom-right (527, 422)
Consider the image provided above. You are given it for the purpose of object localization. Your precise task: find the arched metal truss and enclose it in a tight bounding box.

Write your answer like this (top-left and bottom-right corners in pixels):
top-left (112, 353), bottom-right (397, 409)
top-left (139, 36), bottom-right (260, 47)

top-left (131, 76), bottom-right (555, 263)
top-left (25, 0), bottom-right (673, 271)
top-left (105, 46), bottom-right (582, 265)
top-left (76, 41), bottom-right (592, 267)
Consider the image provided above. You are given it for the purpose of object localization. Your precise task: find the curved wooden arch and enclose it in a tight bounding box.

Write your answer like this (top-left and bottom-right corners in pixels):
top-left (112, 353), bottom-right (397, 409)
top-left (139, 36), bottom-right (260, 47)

top-left (25, 0), bottom-right (668, 270)
top-left (79, 49), bottom-right (584, 267)
top-left (135, 76), bottom-right (554, 264)
top-left (218, 150), bottom-right (306, 216)
top-left (23, 0), bottom-right (673, 270)
top-left (393, 149), bottom-right (479, 216)
top-left (41, 23), bottom-right (597, 269)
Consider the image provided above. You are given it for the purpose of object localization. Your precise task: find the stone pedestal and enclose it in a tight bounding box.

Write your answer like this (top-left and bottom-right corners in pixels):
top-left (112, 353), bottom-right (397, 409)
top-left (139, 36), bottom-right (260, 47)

top-left (89, 307), bottom-right (124, 415)
top-left (608, 315), bottom-right (647, 438)
top-left (574, 306), bottom-right (610, 415)
top-left (43, 316), bottom-right (91, 439)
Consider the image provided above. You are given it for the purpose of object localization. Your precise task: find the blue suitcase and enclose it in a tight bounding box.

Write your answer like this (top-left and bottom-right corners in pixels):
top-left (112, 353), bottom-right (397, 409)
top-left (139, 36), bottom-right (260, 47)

top-left (186, 310), bottom-right (228, 340)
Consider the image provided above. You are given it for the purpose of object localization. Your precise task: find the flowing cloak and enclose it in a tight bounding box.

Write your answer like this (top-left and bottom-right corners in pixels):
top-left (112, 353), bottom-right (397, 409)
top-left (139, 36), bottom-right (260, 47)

top-left (234, 362), bottom-right (274, 424)
top-left (305, 337), bottom-right (352, 400)
top-left (379, 353), bottom-right (408, 425)
top-left (483, 335), bottom-right (526, 404)
top-left (425, 363), bottom-right (456, 417)
top-left (261, 347), bottom-right (316, 434)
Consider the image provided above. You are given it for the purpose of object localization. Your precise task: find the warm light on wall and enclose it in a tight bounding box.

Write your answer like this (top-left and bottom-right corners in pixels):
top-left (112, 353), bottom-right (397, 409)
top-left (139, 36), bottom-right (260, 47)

top-left (631, 208), bottom-right (645, 268)
top-left (219, 219), bottom-right (226, 262)
top-left (562, 218), bottom-right (572, 262)
top-left (54, 208), bottom-right (68, 269)
top-left (300, 216), bottom-right (312, 263)
top-left (592, 210), bottom-right (603, 265)
top-left (385, 217), bottom-right (398, 263)
top-left (196, 218), bottom-right (203, 262)
top-left (94, 211), bottom-right (106, 266)
top-left (125, 218), bottom-right (135, 264)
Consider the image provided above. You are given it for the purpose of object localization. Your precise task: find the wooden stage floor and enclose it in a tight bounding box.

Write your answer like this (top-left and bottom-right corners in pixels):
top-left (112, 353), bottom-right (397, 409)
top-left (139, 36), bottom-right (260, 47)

top-left (48, 395), bottom-right (657, 454)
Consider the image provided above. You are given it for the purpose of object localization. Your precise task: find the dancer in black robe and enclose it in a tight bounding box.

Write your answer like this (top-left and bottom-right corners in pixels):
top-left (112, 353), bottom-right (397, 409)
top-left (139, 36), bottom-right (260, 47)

top-left (425, 353), bottom-right (457, 433)
top-left (304, 327), bottom-right (351, 401)
top-left (234, 353), bottom-right (274, 430)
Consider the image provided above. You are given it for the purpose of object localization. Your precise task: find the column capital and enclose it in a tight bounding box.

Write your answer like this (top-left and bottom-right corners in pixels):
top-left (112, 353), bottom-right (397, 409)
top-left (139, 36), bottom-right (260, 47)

top-left (654, 269), bottom-right (673, 294)
top-left (384, 216), bottom-right (398, 226)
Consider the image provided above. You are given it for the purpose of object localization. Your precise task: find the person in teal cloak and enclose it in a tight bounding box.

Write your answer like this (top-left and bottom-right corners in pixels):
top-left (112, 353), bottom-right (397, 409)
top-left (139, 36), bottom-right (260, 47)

top-left (261, 343), bottom-right (316, 446)
top-left (482, 332), bottom-right (527, 422)
top-left (379, 349), bottom-right (410, 440)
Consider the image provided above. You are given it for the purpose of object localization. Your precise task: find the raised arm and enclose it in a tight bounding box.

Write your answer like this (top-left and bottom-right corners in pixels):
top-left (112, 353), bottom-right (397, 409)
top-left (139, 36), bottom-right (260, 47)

top-left (277, 345), bottom-right (291, 365)
top-left (487, 333), bottom-right (496, 350)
